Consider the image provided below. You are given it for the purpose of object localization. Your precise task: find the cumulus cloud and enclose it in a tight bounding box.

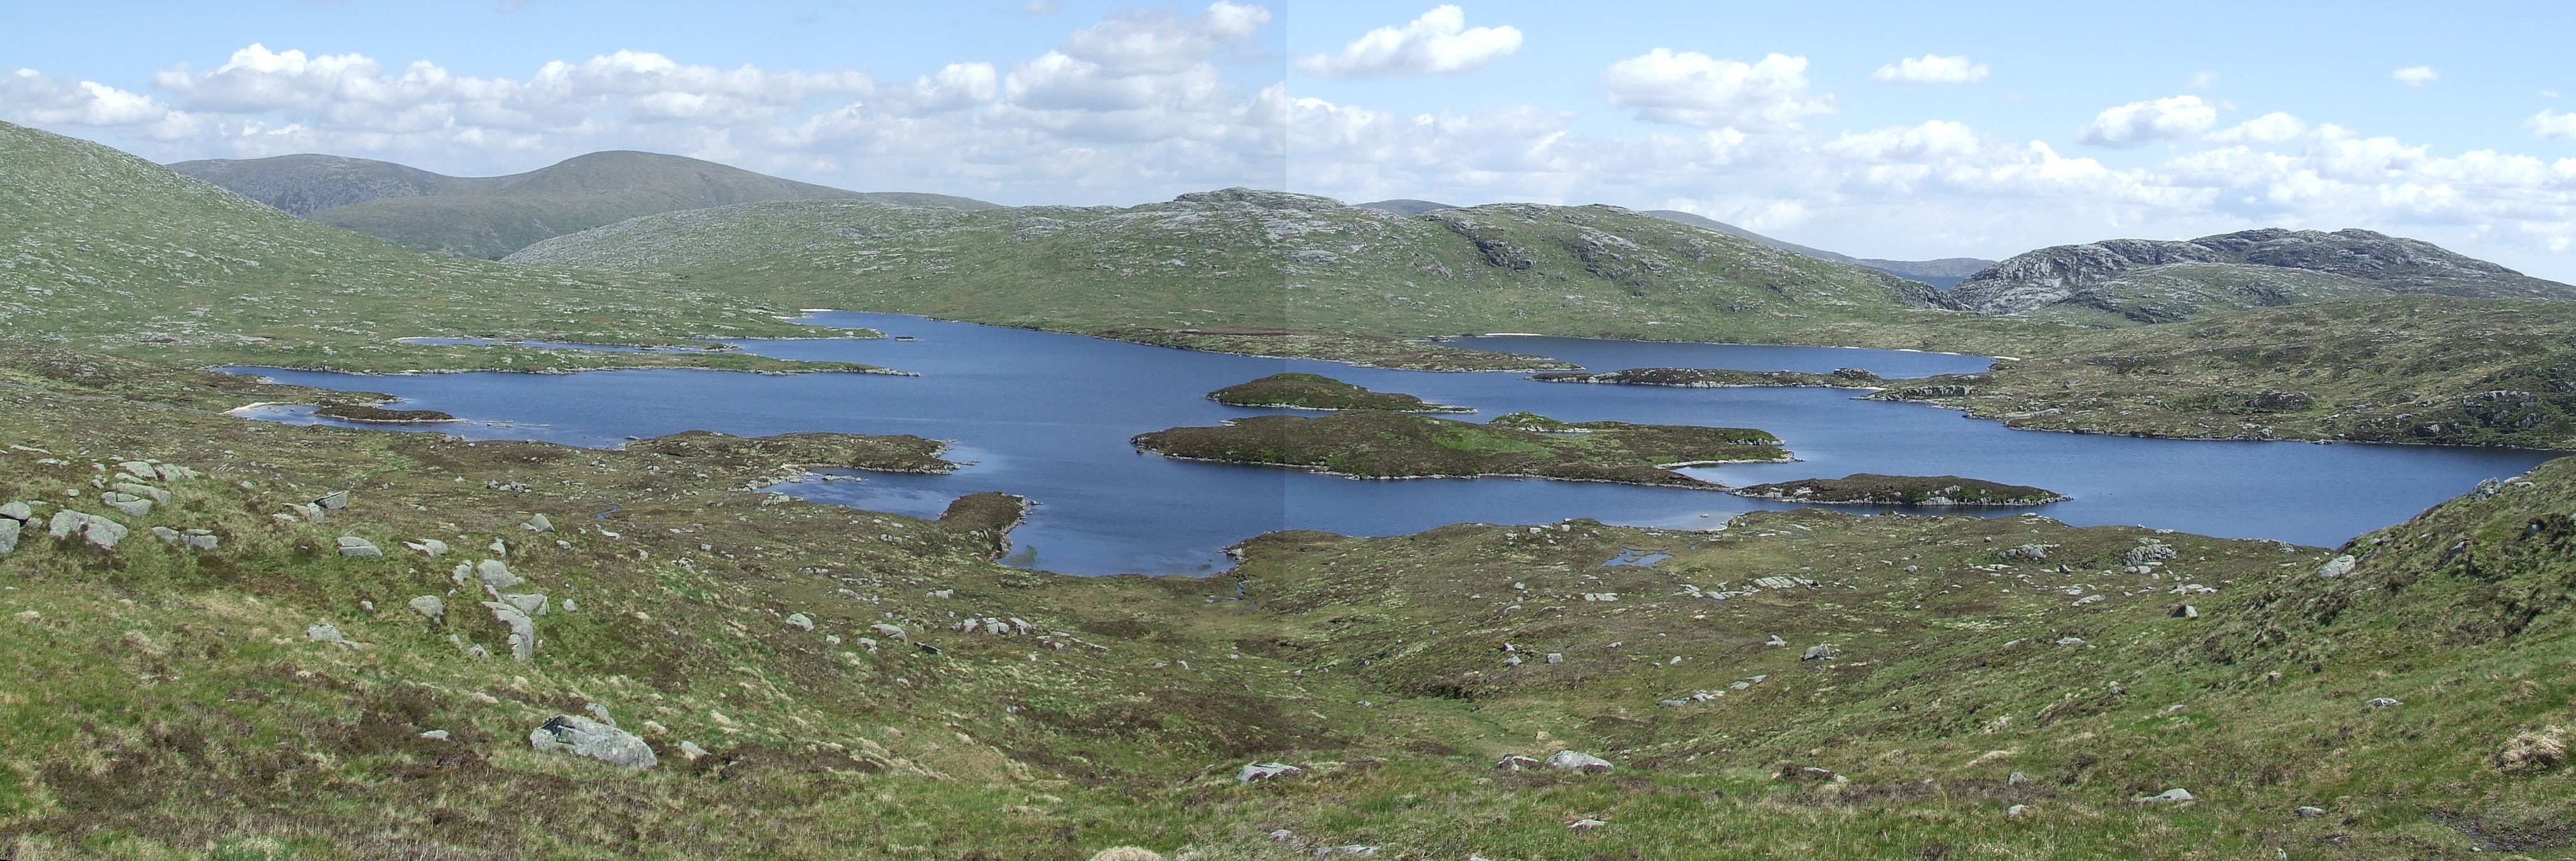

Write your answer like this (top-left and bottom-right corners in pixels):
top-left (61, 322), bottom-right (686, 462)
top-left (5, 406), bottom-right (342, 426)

top-left (2393, 66), bottom-right (2438, 87)
top-left (2076, 95), bottom-right (2217, 147)
top-left (1599, 50), bottom-right (1832, 130)
top-left (0, 3), bottom-right (1283, 200)
top-left (2532, 110), bottom-right (2576, 140)
top-left (2207, 111), bottom-right (2308, 145)
top-left (1868, 54), bottom-right (1987, 84)
top-left (1296, 5), bottom-right (1522, 78)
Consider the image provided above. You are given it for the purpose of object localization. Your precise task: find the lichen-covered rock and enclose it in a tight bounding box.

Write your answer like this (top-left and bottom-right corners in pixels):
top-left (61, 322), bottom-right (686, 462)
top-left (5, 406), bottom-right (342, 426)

top-left (408, 595), bottom-right (445, 620)
top-left (48, 510), bottom-right (126, 549)
top-left (528, 715), bottom-right (656, 768)
top-left (1547, 751), bottom-right (1614, 773)
top-left (405, 538), bottom-right (449, 557)
top-left (100, 492), bottom-right (151, 518)
top-left (316, 490), bottom-right (350, 510)
top-left (475, 559), bottom-right (521, 590)
top-left (336, 537), bottom-right (383, 558)
top-left (0, 518), bottom-right (18, 555)
top-left (785, 612), bottom-right (813, 631)
top-left (483, 602), bottom-right (537, 660)
top-left (522, 513), bottom-right (554, 532)
top-left (2316, 555), bottom-right (2358, 578)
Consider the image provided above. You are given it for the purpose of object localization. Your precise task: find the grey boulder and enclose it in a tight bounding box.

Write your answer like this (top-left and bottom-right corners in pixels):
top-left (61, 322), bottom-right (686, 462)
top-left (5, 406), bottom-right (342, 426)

top-left (49, 510), bottom-right (127, 549)
top-left (1547, 751), bottom-right (1614, 773)
top-left (337, 537), bottom-right (383, 558)
top-left (0, 518), bottom-right (18, 556)
top-left (100, 492), bottom-right (151, 518)
top-left (528, 715), bottom-right (656, 768)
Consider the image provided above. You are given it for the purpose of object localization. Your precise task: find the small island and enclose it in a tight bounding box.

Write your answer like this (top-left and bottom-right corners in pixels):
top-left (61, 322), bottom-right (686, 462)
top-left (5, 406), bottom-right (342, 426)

top-left (1533, 366), bottom-right (1888, 388)
top-left (1209, 372), bottom-right (1471, 412)
top-left (1729, 473), bottom-right (2068, 507)
top-left (312, 403), bottom-right (460, 423)
top-left (1132, 410), bottom-right (1790, 487)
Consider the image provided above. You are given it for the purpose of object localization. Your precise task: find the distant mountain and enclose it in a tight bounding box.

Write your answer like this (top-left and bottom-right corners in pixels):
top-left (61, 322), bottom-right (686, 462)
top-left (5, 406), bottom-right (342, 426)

top-left (1356, 199), bottom-right (1458, 217)
top-left (170, 151), bottom-right (999, 259)
top-left (1641, 210), bottom-right (1993, 289)
top-left (1950, 228), bottom-right (2576, 323)
top-left (505, 188), bottom-right (1954, 343)
top-left (0, 121), bottom-right (805, 366)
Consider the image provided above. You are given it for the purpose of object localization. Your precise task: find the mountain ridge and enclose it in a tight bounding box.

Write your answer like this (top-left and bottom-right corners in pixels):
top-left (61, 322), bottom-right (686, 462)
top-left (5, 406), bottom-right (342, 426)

top-left (170, 150), bottom-right (999, 259)
top-left (1950, 227), bottom-right (2576, 322)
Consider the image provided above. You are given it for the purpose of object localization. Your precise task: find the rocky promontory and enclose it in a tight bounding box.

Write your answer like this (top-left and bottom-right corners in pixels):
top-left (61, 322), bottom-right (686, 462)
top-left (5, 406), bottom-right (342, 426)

top-left (1209, 373), bottom-right (1470, 411)
top-left (1133, 410), bottom-right (1789, 487)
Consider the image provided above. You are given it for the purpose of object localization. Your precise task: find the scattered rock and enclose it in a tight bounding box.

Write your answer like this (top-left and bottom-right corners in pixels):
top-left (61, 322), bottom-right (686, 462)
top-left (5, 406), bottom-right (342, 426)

top-left (1087, 849), bottom-right (1165, 861)
top-left (420, 730), bottom-right (450, 741)
top-left (2366, 697), bottom-right (2402, 709)
top-left (288, 503), bottom-right (324, 522)
top-left (48, 510), bottom-right (127, 549)
top-left (408, 595), bottom-right (445, 620)
top-left (483, 602), bottom-right (537, 661)
top-left (150, 525), bottom-right (180, 543)
top-left (527, 714), bottom-right (656, 768)
top-left (502, 593), bottom-right (549, 616)
top-left (2496, 726), bottom-right (2568, 774)
top-left (0, 501), bottom-right (31, 521)
top-left (2007, 804), bottom-right (2029, 818)
top-left (305, 622), bottom-right (357, 647)
top-left (1312, 847), bottom-right (1376, 858)
top-left (1237, 761), bottom-right (1302, 782)
top-left (2173, 604), bottom-right (2199, 618)
top-left (1568, 818), bottom-right (1608, 831)
top-left (1800, 644), bottom-right (1832, 661)
top-left (1999, 543), bottom-right (2058, 561)
top-left (156, 464), bottom-right (200, 481)
top-left (1547, 751), bottom-right (1614, 773)
top-left (2295, 806), bottom-right (2327, 818)
top-left (1658, 698), bottom-right (1689, 708)
top-left (2316, 555), bottom-right (2358, 579)
top-left (871, 623), bottom-right (908, 641)
top-left (2007, 771), bottom-right (2029, 785)
top-left (785, 612), bottom-right (814, 631)
top-left (316, 490), bottom-right (350, 510)
top-left (0, 518), bottom-right (18, 555)
top-left (475, 559), bottom-right (522, 590)
top-left (405, 539), bottom-right (449, 557)
top-left (1543, 652), bottom-right (1564, 664)
top-left (678, 740), bottom-right (709, 761)
top-left (523, 513), bottom-right (555, 532)
top-left (1267, 829), bottom-right (1296, 842)
top-left (2138, 788), bottom-right (2195, 803)
top-left (1494, 755), bottom-right (1544, 771)
top-left (99, 492), bottom-right (151, 518)
top-left (2123, 540), bottom-right (2178, 567)
top-left (113, 483), bottom-right (170, 504)
top-left (2054, 637), bottom-right (2084, 646)
top-left (336, 537), bottom-right (383, 558)
top-left (1766, 634), bottom-right (1787, 647)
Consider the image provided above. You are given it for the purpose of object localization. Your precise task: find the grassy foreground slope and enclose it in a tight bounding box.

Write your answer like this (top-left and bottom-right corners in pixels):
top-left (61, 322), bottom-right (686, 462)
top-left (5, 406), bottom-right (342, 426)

top-left (1, 349), bottom-right (2571, 858)
top-left (0, 122), bottom-right (856, 374)
top-left (503, 189), bottom-right (1981, 349)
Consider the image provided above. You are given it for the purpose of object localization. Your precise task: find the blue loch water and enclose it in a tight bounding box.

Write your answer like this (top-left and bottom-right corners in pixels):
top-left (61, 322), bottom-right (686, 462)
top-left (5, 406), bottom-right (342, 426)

top-left (230, 312), bottom-right (2558, 575)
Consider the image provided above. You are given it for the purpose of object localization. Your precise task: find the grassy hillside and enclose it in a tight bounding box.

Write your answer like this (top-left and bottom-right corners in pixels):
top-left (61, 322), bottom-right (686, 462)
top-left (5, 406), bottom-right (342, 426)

top-left (1, 122), bottom-right (866, 375)
top-left (1952, 229), bottom-right (2576, 324)
top-left (175, 150), bottom-right (997, 260)
top-left (2, 343), bottom-right (2570, 858)
top-left (1867, 297), bottom-right (2576, 449)
top-left (503, 188), bottom-right (1975, 351)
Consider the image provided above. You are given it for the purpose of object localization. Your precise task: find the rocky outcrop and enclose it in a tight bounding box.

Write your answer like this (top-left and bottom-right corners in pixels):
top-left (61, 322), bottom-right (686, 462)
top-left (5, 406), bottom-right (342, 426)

top-left (1952, 228), bottom-right (2576, 320)
top-left (528, 714), bottom-right (656, 768)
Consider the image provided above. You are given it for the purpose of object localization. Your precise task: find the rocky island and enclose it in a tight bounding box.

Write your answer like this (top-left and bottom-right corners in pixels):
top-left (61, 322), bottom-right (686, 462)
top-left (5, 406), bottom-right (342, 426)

top-left (1132, 410), bottom-right (1788, 486)
top-left (1208, 372), bottom-right (1471, 411)
top-left (311, 403), bottom-right (460, 423)
top-left (1729, 473), bottom-right (2068, 506)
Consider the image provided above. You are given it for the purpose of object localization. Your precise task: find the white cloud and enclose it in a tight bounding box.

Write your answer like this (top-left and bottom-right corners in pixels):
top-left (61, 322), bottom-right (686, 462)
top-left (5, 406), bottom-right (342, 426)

top-left (1599, 50), bottom-right (1832, 130)
top-left (1021, 0), bottom-right (1062, 14)
top-left (2188, 71), bottom-right (2220, 90)
top-left (2076, 95), bottom-right (2217, 147)
top-left (1296, 6), bottom-right (1523, 78)
top-left (1868, 54), bottom-right (1987, 85)
top-left (2532, 110), bottom-right (2576, 140)
top-left (2207, 111), bottom-right (2308, 145)
top-left (2393, 66), bottom-right (2438, 87)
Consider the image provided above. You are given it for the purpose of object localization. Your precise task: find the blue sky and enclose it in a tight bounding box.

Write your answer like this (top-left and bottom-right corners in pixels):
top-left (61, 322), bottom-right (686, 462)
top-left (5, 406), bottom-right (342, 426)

top-left (6, 1), bottom-right (2575, 277)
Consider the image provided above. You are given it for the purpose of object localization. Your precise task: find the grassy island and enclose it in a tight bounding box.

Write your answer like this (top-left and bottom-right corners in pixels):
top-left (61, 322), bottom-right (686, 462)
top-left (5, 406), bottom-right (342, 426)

top-left (1132, 410), bottom-right (1788, 486)
top-left (1534, 366), bottom-right (1891, 388)
top-left (311, 403), bottom-right (460, 423)
top-left (1208, 373), bottom-right (1471, 412)
top-left (1731, 473), bottom-right (2069, 506)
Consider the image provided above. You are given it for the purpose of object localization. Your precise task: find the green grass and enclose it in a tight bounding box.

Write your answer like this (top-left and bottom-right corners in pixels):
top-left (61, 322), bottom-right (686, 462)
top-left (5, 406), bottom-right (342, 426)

top-left (1131, 410), bottom-right (1788, 486)
top-left (1, 338), bottom-right (2572, 858)
top-left (1207, 373), bottom-right (1471, 413)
